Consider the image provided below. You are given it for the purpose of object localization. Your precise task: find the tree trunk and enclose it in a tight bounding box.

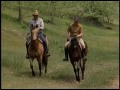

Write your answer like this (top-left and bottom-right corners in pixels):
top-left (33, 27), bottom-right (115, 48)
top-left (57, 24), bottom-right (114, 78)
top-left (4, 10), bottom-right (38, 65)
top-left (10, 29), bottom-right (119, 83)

top-left (18, 1), bottom-right (22, 22)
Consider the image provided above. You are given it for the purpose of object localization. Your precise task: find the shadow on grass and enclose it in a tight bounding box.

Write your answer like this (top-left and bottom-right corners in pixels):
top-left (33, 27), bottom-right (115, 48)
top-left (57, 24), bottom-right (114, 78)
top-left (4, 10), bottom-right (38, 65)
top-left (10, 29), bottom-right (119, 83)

top-left (51, 74), bottom-right (74, 82)
top-left (13, 68), bottom-right (48, 79)
top-left (13, 70), bottom-right (33, 78)
top-left (13, 66), bottom-right (75, 83)
top-left (44, 68), bottom-right (75, 83)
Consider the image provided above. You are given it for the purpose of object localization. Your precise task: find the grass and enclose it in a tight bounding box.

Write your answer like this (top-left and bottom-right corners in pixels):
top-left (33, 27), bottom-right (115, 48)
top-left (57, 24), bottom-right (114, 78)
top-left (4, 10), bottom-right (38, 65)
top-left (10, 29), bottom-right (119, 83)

top-left (1, 7), bottom-right (119, 89)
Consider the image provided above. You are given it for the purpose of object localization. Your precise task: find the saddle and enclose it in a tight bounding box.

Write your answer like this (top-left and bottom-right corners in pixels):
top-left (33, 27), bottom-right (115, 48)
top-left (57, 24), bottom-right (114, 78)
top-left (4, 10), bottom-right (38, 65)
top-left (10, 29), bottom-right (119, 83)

top-left (68, 38), bottom-right (82, 50)
top-left (26, 35), bottom-right (43, 46)
top-left (68, 39), bottom-right (87, 57)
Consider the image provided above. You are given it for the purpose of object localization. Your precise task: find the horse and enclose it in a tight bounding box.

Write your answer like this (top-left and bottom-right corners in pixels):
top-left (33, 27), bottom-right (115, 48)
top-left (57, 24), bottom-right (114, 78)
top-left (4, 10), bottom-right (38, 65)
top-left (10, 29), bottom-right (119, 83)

top-left (28, 28), bottom-right (48, 77)
top-left (68, 37), bottom-right (88, 82)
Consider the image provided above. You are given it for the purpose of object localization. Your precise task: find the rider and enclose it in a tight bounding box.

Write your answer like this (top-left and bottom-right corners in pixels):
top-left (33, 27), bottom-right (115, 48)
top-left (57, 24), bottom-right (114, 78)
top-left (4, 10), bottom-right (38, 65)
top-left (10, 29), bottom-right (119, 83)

top-left (63, 17), bottom-right (87, 61)
top-left (26, 10), bottom-right (50, 59)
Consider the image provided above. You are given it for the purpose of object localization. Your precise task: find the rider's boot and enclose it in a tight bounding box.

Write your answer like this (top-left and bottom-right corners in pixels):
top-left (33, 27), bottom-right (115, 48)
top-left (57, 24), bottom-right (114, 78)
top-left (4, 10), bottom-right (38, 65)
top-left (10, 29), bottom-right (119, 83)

top-left (63, 47), bottom-right (68, 61)
top-left (26, 43), bottom-right (29, 59)
top-left (82, 49), bottom-right (87, 61)
top-left (43, 42), bottom-right (50, 57)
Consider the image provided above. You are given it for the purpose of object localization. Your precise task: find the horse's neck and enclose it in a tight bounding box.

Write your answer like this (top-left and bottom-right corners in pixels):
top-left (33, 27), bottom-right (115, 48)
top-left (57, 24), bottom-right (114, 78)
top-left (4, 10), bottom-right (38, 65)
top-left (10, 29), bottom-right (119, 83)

top-left (69, 43), bottom-right (82, 59)
top-left (70, 43), bottom-right (81, 52)
top-left (31, 39), bottom-right (39, 47)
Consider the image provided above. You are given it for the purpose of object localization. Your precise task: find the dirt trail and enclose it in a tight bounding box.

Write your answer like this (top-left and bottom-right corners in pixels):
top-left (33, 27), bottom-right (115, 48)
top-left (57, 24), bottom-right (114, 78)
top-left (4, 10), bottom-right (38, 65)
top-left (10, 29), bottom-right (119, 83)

top-left (108, 76), bottom-right (119, 89)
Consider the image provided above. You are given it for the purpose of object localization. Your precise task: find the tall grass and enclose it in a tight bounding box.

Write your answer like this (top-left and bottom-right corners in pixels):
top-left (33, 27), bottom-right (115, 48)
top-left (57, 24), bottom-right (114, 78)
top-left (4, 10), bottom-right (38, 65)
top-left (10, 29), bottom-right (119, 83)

top-left (1, 7), bottom-right (119, 88)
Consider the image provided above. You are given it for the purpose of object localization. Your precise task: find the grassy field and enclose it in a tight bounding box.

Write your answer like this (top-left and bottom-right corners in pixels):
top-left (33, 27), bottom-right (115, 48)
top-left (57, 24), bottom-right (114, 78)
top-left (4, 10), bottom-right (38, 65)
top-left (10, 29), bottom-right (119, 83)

top-left (1, 8), bottom-right (119, 89)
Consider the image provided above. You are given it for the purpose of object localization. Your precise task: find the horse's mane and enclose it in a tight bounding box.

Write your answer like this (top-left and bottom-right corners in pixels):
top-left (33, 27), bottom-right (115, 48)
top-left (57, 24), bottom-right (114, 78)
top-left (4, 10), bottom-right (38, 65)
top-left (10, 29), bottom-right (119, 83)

top-left (68, 37), bottom-right (82, 60)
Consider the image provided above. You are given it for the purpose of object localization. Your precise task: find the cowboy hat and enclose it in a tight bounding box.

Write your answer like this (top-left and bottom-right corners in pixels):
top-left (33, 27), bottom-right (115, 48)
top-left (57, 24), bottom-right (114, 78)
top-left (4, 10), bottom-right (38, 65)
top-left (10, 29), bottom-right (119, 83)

top-left (74, 16), bottom-right (80, 22)
top-left (32, 10), bottom-right (39, 16)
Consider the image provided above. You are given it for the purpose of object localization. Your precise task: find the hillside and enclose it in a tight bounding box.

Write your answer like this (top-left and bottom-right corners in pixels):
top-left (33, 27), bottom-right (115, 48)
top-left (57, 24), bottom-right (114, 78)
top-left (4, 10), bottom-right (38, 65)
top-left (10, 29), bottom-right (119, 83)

top-left (1, 3), bottom-right (119, 89)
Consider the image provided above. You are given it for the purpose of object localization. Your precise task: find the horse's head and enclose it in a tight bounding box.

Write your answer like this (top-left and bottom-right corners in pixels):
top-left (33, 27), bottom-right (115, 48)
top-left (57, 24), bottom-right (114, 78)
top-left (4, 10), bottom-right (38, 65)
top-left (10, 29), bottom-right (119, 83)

top-left (69, 37), bottom-right (81, 58)
top-left (70, 37), bottom-right (79, 49)
top-left (31, 28), bottom-right (39, 41)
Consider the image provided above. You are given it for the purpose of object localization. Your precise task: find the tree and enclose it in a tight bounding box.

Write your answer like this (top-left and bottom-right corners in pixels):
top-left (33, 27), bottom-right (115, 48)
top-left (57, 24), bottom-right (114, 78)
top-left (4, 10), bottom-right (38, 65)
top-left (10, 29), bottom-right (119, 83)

top-left (18, 1), bottom-right (22, 22)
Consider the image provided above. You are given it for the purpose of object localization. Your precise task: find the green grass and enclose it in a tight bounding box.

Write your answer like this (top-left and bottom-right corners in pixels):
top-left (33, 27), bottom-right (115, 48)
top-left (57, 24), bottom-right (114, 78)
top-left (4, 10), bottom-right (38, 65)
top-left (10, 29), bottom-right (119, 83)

top-left (1, 7), bottom-right (119, 89)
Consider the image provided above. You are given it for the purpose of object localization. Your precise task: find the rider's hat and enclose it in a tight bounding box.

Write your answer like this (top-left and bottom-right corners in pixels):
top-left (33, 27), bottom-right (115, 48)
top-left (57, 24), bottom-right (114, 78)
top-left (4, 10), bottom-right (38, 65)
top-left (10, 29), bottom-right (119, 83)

top-left (74, 16), bottom-right (80, 22)
top-left (32, 10), bottom-right (39, 16)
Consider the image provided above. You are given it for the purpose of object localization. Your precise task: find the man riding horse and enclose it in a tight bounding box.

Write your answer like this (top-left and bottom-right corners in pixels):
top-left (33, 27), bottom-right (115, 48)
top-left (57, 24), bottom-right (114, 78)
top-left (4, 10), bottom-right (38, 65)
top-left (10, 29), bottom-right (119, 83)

top-left (26, 10), bottom-right (50, 59)
top-left (63, 17), bottom-right (87, 61)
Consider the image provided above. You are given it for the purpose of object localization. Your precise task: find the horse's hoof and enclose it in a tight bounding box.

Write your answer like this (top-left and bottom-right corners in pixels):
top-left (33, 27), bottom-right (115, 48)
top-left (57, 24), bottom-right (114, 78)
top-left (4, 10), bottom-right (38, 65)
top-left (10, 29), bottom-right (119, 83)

top-left (63, 58), bottom-right (68, 61)
top-left (75, 81), bottom-right (79, 84)
top-left (26, 55), bottom-right (29, 59)
top-left (45, 71), bottom-right (47, 74)
top-left (32, 74), bottom-right (35, 77)
top-left (39, 75), bottom-right (42, 78)
top-left (82, 79), bottom-right (84, 81)
top-left (32, 73), bottom-right (35, 77)
top-left (82, 77), bottom-right (84, 80)
top-left (47, 54), bottom-right (50, 57)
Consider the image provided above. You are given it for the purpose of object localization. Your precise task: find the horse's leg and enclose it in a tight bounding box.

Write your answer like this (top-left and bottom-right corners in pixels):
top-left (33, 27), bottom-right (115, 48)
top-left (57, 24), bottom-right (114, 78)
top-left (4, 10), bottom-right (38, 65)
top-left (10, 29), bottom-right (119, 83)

top-left (37, 56), bottom-right (42, 77)
top-left (77, 68), bottom-right (80, 82)
top-left (29, 58), bottom-right (35, 76)
top-left (72, 61), bottom-right (79, 82)
top-left (77, 60), bottom-right (80, 82)
top-left (42, 55), bottom-right (47, 73)
top-left (45, 59), bottom-right (47, 73)
top-left (39, 63), bottom-right (42, 77)
top-left (81, 59), bottom-right (86, 80)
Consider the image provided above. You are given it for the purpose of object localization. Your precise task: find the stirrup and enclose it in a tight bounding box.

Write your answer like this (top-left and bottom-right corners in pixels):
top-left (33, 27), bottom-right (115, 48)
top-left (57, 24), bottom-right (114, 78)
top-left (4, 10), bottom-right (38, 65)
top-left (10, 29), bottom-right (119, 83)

top-left (47, 53), bottom-right (50, 57)
top-left (83, 56), bottom-right (87, 61)
top-left (63, 58), bottom-right (68, 61)
top-left (26, 54), bottom-right (29, 59)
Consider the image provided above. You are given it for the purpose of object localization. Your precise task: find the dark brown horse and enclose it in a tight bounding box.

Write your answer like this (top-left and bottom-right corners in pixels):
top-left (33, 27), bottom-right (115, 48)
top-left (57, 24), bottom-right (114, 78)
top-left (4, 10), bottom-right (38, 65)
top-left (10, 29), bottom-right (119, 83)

top-left (28, 28), bottom-right (48, 77)
top-left (68, 37), bottom-right (88, 82)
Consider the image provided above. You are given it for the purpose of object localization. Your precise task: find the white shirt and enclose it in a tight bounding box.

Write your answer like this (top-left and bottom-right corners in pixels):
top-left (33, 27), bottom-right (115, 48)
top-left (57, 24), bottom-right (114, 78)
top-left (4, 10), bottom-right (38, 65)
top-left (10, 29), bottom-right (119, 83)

top-left (28, 17), bottom-right (44, 33)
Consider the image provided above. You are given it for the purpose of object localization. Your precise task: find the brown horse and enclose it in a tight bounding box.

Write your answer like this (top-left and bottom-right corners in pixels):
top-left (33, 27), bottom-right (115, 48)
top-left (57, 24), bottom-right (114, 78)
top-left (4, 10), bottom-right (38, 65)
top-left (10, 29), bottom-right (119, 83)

top-left (68, 37), bottom-right (88, 82)
top-left (28, 28), bottom-right (48, 77)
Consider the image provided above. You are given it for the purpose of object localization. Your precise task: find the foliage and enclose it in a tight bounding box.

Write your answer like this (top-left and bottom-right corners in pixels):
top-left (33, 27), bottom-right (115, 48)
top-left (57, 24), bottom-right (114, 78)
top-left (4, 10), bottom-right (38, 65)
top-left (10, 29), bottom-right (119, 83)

top-left (1, 1), bottom-right (119, 24)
